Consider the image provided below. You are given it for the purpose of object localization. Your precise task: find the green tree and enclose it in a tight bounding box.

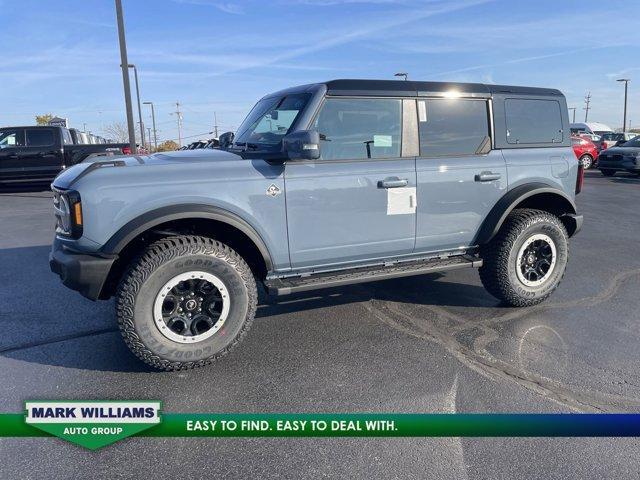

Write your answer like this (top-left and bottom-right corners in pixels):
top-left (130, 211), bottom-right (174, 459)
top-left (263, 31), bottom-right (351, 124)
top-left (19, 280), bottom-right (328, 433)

top-left (155, 140), bottom-right (179, 152)
top-left (35, 113), bottom-right (54, 125)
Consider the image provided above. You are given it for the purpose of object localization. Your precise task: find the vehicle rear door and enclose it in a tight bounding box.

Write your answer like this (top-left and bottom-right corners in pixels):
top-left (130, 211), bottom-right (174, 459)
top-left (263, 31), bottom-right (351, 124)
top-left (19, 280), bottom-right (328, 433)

top-left (285, 97), bottom-right (417, 269)
top-left (22, 127), bottom-right (64, 180)
top-left (414, 97), bottom-right (507, 253)
top-left (0, 128), bottom-right (25, 181)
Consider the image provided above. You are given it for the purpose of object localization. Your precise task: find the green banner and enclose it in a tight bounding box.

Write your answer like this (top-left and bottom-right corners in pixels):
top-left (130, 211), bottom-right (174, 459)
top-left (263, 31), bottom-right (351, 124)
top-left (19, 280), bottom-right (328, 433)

top-left (2, 412), bottom-right (640, 449)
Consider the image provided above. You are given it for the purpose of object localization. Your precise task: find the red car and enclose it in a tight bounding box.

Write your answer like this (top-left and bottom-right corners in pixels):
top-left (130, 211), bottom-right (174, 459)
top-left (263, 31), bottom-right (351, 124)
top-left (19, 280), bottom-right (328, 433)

top-left (572, 136), bottom-right (598, 169)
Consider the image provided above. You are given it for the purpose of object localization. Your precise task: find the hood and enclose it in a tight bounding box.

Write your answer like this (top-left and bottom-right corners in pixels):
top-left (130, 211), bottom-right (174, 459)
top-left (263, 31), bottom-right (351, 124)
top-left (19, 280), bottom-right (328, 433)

top-left (601, 146), bottom-right (640, 155)
top-left (53, 149), bottom-right (243, 189)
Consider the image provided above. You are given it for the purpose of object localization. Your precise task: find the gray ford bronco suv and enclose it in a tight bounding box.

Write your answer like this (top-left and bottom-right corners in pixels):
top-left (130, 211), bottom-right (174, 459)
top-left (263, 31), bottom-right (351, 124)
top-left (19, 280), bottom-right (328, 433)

top-left (50, 79), bottom-right (583, 370)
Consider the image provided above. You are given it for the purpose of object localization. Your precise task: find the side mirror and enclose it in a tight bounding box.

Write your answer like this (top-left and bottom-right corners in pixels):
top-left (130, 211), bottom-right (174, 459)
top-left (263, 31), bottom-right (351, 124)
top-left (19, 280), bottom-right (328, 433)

top-left (283, 130), bottom-right (320, 160)
top-left (219, 131), bottom-right (234, 149)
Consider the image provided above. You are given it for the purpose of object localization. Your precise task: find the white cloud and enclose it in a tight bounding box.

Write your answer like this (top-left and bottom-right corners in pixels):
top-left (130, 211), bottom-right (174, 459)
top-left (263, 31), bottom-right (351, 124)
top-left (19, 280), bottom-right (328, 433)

top-left (170, 0), bottom-right (243, 14)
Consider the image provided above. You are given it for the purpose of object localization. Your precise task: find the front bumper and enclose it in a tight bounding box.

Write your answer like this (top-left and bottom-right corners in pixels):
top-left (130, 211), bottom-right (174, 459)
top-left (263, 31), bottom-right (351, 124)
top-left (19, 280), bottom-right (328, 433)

top-left (598, 155), bottom-right (640, 172)
top-left (49, 238), bottom-right (116, 300)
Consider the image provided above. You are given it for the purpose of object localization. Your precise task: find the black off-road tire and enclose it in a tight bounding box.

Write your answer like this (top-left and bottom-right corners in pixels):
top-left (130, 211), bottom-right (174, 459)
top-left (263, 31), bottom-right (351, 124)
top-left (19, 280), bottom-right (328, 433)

top-left (116, 235), bottom-right (257, 370)
top-left (479, 209), bottom-right (569, 307)
top-left (601, 169), bottom-right (615, 177)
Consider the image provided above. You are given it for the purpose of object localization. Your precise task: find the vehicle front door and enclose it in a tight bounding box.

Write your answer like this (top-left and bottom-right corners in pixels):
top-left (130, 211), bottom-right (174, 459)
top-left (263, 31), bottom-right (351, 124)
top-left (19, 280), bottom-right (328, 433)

top-left (285, 97), bottom-right (417, 269)
top-left (414, 97), bottom-right (507, 253)
top-left (0, 128), bottom-right (25, 182)
top-left (21, 128), bottom-right (63, 181)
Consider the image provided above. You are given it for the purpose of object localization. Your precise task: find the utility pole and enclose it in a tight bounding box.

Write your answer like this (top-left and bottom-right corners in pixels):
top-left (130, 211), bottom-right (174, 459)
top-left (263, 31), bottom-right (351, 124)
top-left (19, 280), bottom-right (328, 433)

top-left (83, 122), bottom-right (87, 132)
top-left (127, 64), bottom-right (145, 148)
top-left (143, 101), bottom-right (158, 150)
top-left (568, 107), bottom-right (576, 123)
top-left (173, 102), bottom-right (183, 147)
top-left (115, 0), bottom-right (137, 154)
top-left (213, 112), bottom-right (219, 138)
top-left (583, 92), bottom-right (591, 122)
top-left (146, 127), bottom-right (152, 149)
top-left (617, 78), bottom-right (630, 132)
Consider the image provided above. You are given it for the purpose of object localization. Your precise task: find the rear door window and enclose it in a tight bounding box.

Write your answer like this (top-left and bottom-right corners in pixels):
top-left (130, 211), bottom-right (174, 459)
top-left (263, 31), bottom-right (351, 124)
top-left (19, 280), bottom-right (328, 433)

top-left (312, 98), bottom-right (402, 160)
top-left (26, 129), bottom-right (55, 147)
top-left (417, 98), bottom-right (490, 157)
top-left (505, 98), bottom-right (563, 144)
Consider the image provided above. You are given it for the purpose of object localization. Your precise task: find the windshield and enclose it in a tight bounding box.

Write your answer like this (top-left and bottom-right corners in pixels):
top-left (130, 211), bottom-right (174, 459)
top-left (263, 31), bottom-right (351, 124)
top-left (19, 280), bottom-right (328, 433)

top-left (234, 93), bottom-right (310, 148)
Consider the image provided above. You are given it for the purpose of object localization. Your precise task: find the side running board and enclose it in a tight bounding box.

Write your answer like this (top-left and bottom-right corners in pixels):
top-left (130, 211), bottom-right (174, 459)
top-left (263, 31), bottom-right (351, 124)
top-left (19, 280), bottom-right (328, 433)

top-left (265, 255), bottom-right (482, 296)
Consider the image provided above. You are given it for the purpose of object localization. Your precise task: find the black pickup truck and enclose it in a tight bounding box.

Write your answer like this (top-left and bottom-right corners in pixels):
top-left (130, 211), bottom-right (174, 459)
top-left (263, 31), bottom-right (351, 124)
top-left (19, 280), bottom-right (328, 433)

top-left (0, 126), bottom-right (129, 184)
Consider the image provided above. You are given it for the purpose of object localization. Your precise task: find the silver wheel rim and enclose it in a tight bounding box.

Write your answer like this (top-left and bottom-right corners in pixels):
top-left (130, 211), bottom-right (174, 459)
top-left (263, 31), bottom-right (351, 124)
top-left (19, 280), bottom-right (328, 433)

top-left (516, 234), bottom-right (557, 287)
top-left (153, 271), bottom-right (230, 343)
top-left (581, 155), bottom-right (592, 169)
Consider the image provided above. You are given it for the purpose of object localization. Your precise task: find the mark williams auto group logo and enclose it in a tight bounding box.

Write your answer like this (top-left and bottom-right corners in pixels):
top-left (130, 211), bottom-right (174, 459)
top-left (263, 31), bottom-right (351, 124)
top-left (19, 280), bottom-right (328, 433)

top-left (25, 401), bottom-right (161, 450)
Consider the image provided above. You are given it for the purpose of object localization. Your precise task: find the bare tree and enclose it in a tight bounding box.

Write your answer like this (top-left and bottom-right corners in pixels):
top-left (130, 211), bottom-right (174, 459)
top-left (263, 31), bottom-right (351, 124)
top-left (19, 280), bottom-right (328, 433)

top-left (102, 122), bottom-right (131, 143)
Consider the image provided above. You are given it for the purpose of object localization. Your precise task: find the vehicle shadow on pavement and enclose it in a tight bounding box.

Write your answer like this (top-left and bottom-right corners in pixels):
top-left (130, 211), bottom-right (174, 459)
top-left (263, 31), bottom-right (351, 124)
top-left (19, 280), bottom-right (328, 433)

top-left (0, 183), bottom-right (52, 195)
top-left (258, 273), bottom-right (498, 318)
top-left (0, 244), bottom-right (496, 373)
top-left (610, 177), bottom-right (640, 185)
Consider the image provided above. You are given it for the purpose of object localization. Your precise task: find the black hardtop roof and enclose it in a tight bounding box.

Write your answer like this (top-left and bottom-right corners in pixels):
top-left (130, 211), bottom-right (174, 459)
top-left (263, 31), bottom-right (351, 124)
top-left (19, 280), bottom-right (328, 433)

top-left (265, 79), bottom-right (563, 98)
top-left (0, 125), bottom-right (66, 129)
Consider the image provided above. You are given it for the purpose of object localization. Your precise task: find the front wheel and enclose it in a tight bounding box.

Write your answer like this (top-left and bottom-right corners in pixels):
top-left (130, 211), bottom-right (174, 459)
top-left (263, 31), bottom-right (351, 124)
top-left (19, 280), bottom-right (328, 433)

top-left (116, 236), bottom-right (257, 370)
top-left (579, 154), bottom-right (593, 170)
top-left (479, 209), bottom-right (569, 307)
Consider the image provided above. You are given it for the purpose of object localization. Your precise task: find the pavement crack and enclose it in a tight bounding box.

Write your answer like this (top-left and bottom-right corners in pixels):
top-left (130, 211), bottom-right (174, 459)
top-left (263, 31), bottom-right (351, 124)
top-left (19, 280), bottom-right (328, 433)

top-left (362, 297), bottom-right (640, 413)
top-left (0, 327), bottom-right (119, 354)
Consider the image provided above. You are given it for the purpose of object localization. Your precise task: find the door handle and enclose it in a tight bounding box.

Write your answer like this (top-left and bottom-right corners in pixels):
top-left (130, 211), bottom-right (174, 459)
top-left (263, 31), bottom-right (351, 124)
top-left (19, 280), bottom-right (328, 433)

top-left (378, 177), bottom-right (408, 188)
top-left (475, 171), bottom-right (501, 182)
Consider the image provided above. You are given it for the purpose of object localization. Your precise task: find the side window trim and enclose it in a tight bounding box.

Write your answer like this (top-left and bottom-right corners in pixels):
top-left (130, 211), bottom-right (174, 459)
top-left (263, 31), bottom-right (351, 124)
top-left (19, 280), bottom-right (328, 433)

top-left (416, 97), bottom-right (492, 158)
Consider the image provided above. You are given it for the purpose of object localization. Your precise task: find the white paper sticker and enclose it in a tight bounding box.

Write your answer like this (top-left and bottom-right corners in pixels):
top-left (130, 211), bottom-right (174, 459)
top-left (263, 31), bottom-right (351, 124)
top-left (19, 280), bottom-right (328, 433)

top-left (418, 100), bottom-right (427, 122)
top-left (373, 135), bottom-right (392, 147)
top-left (387, 187), bottom-right (417, 215)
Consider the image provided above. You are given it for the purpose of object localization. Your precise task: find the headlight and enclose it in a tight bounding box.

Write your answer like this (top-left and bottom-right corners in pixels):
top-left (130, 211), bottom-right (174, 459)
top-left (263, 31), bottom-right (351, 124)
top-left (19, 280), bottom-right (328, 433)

top-left (53, 188), bottom-right (83, 238)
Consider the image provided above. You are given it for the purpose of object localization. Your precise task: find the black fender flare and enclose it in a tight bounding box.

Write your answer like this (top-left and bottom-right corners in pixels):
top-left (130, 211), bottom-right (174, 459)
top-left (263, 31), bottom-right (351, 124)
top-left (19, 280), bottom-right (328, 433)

top-left (474, 183), bottom-right (578, 245)
top-left (101, 204), bottom-right (273, 271)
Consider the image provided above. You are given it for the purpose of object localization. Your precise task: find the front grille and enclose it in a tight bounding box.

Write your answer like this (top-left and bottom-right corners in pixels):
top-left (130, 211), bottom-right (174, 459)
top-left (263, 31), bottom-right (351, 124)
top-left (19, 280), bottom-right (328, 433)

top-left (613, 154), bottom-right (623, 162)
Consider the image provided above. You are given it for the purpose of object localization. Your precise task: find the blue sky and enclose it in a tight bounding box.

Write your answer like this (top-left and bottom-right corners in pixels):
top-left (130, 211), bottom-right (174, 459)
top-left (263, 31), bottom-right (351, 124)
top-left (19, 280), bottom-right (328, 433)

top-left (3, 0), bottom-right (639, 143)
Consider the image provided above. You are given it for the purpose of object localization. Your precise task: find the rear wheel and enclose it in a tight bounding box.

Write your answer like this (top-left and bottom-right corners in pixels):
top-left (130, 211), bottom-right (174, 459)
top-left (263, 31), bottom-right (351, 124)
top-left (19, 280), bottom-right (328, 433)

top-left (601, 169), bottom-right (615, 177)
top-left (479, 209), bottom-right (568, 307)
top-left (579, 154), bottom-right (593, 170)
top-left (116, 235), bottom-right (257, 370)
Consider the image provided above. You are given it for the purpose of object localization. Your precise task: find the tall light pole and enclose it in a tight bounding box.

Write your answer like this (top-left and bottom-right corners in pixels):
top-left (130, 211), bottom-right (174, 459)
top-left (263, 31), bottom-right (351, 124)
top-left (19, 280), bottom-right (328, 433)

top-left (394, 72), bottom-right (408, 81)
top-left (115, 0), bottom-right (137, 154)
top-left (127, 64), bottom-right (145, 148)
top-left (143, 101), bottom-right (157, 150)
top-left (617, 78), bottom-right (630, 132)
top-left (568, 107), bottom-right (576, 123)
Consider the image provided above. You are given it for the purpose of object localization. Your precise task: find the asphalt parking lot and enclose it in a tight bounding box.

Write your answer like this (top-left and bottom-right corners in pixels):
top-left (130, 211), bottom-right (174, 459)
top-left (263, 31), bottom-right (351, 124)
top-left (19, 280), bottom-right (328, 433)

top-left (2, 170), bottom-right (640, 479)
